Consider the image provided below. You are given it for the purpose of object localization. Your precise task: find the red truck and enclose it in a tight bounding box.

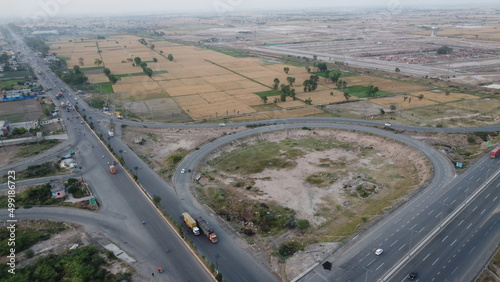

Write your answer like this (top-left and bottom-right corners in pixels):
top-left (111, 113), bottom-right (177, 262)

top-left (490, 147), bottom-right (500, 159)
top-left (109, 165), bottom-right (117, 174)
top-left (195, 216), bottom-right (218, 243)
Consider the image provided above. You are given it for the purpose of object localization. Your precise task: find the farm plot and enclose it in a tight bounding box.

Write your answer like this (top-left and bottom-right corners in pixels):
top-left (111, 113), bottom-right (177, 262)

top-left (371, 95), bottom-right (437, 109)
top-left (174, 93), bottom-right (256, 120)
top-left (343, 76), bottom-right (429, 93)
top-left (112, 81), bottom-right (163, 96)
top-left (412, 91), bottom-right (478, 103)
top-left (295, 88), bottom-right (351, 105)
top-left (86, 73), bottom-right (109, 84)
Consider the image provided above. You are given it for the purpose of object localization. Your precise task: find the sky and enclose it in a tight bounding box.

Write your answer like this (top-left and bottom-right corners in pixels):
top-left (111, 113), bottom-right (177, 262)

top-left (2, 0), bottom-right (499, 18)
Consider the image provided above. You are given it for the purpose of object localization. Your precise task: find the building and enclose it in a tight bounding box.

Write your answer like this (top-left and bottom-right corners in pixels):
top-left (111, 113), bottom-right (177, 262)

top-left (50, 179), bottom-right (66, 199)
top-left (0, 120), bottom-right (10, 136)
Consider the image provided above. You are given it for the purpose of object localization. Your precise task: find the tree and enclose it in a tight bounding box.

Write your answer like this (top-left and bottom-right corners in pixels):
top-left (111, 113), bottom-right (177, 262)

top-left (317, 62), bottom-right (328, 72)
top-left (144, 67), bottom-right (153, 77)
top-left (94, 58), bottom-right (103, 66)
top-left (290, 88), bottom-right (296, 100)
top-left (167, 54), bottom-right (174, 61)
top-left (329, 71), bottom-right (342, 83)
top-left (283, 67), bottom-right (289, 74)
top-left (108, 74), bottom-right (118, 84)
top-left (280, 92), bottom-right (287, 102)
top-left (304, 97), bottom-right (312, 105)
top-left (103, 68), bottom-right (111, 77)
top-left (390, 104), bottom-right (397, 112)
top-left (261, 96), bottom-right (268, 104)
top-left (73, 65), bottom-right (82, 75)
top-left (138, 38), bottom-right (147, 45)
top-left (366, 85), bottom-right (379, 97)
top-left (395, 67), bottom-right (400, 72)
top-left (379, 108), bottom-right (386, 114)
top-left (150, 44), bottom-right (155, 50)
top-left (286, 76), bottom-right (295, 86)
top-left (153, 58), bottom-right (158, 62)
top-left (343, 91), bottom-right (351, 101)
top-left (78, 57), bottom-right (84, 66)
top-left (139, 62), bottom-right (148, 70)
top-left (273, 78), bottom-right (280, 90)
top-left (417, 94), bottom-right (424, 100)
top-left (134, 57), bottom-right (142, 65)
top-left (160, 50), bottom-right (164, 54)
top-left (437, 46), bottom-right (453, 54)
top-left (305, 66), bottom-right (311, 73)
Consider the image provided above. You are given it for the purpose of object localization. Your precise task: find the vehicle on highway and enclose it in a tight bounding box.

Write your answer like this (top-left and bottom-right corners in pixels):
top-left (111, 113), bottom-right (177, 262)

top-left (407, 272), bottom-right (417, 280)
top-left (490, 146), bottom-right (500, 158)
top-left (181, 212), bottom-right (200, 235)
top-left (181, 169), bottom-right (185, 173)
top-left (195, 216), bottom-right (218, 243)
top-left (109, 165), bottom-right (117, 174)
top-left (375, 248), bottom-right (383, 255)
top-left (384, 123), bottom-right (392, 127)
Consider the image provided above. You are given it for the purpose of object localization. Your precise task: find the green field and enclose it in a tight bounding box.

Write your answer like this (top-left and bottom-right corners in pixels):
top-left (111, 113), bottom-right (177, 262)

top-left (92, 82), bottom-right (114, 94)
top-left (0, 71), bottom-right (30, 79)
top-left (346, 85), bottom-right (391, 98)
top-left (0, 113), bottom-right (24, 123)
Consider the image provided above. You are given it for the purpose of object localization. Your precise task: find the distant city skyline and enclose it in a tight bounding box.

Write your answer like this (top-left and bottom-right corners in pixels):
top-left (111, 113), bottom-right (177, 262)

top-left (2, 0), bottom-right (499, 19)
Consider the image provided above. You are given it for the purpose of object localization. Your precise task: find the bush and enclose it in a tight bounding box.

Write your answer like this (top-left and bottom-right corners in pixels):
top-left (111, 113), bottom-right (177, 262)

top-left (297, 219), bottom-right (310, 231)
top-left (278, 240), bottom-right (304, 259)
top-left (25, 249), bottom-right (35, 258)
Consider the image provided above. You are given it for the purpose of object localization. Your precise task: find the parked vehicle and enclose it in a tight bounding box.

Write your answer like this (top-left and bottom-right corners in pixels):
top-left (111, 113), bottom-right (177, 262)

top-left (195, 216), bottom-right (218, 243)
top-left (490, 146), bottom-right (500, 158)
top-left (108, 131), bottom-right (114, 137)
top-left (109, 165), bottom-right (117, 174)
top-left (181, 212), bottom-right (200, 235)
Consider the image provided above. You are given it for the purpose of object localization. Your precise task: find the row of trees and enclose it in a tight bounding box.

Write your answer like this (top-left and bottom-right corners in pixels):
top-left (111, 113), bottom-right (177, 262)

top-left (103, 67), bottom-right (118, 84)
top-left (23, 37), bottom-right (50, 55)
top-left (60, 65), bottom-right (89, 85)
top-left (133, 57), bottom-right (153, 77)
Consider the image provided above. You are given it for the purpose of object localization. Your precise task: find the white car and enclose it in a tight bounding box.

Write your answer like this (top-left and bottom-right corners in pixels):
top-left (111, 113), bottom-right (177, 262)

top-left (375, 249), bottom-right (383, 255)
top-left (384, 123), bottom-right (392, 127)
top-left (181, 169), bottom-right (185, 174)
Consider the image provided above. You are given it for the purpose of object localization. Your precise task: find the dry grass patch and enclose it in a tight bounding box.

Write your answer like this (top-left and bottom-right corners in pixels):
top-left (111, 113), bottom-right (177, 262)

top-left (113, 82), bottom-right (163, 95)
top-left (413, 91), bottom-right (479, 103)
top-left (86, 73), bottom-right (110, 84)
top-left (295, 89), bottom-right (352, 105)
top-left (277, 100), bottom-right (306, 108)
top-left (371, 95), bottom-right (437, 109)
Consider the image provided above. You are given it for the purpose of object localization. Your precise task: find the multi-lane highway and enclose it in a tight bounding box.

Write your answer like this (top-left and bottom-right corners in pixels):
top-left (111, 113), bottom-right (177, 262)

top-left (2, 26), bottom-right (499, 282)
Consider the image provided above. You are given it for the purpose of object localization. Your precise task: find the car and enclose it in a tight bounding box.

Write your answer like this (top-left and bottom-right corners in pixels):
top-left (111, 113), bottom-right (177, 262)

top-left (407, 272), bottom-right (417, 280)
top-left (375, 249), bottom-right (383, 255)
top-left (80, 121), bottom-right (83, 124)
top-left (180, 169), bottom-right (185, 174)
top-left (384, 123), bottom-right (392, 127)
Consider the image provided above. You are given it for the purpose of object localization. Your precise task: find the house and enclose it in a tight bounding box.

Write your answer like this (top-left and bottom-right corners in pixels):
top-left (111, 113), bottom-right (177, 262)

top-left (50, 179), bottom-right (66, 198)
top-left (0, 120), bottom-right (10, 136)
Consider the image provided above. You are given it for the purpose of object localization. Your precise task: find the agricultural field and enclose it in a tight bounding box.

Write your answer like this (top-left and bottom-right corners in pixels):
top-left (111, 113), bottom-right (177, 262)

top-left (49, 33), bottom-right (496, 125)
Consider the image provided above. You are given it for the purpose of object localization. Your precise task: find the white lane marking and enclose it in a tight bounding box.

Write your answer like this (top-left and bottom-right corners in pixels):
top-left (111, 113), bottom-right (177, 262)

top-left (450, 199), bottom-right (456, 205)
top-left (375, 233), bottom-right (382, 239)
top-left (375, 263), bottom-right (384, 271)
top-left (441, 236), bottom-right (448, 242)
top-left (428, 210), bottom-right (434, 216)
top-left (458, 220), bottom-right (464, 226)
top-left (469, 247), bottom-right (476, 254)
top-left (435, 212), bottom-right (442, 218)
top-left (418, 227), bottom-right (425, 233)
top-left (472, 206), bottom-right (478, 212)
top-left (390, 240), bottom-right (398, 247)
top-left (493, 196), bottom-right (498, 202)
top-left (476, 178), bottom-right (480, 183)
top-left (367, 258), bottom-right (376, 267)
top-left (452, 266), bottom-right (459, 274)
top-left (423, 253), bottom-right (430, 261)
top-left (399, 243), bottom-right (406, 251)
top-left (450, 239), bottom-right (457, 246)
top-left (485, 193), bottom-right (490, 199)
top-left (443, 197), bottom-right (448, 202)
top-left (411, 224), bottom-right (417, 230)
top-left (480, 209), bottom-right (486, 215)
top-left (466, 223), bottom-right (473, 229)
top-left (432, 258), bottom-right (440, 266)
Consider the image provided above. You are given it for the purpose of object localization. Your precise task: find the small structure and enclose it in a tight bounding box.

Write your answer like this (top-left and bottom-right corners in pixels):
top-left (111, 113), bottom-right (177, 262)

top-left (0, 120), bottom-right (10, 135)
top-left (50, 179), bottom-right (66, 198)
top-left (60, 158), bottom-right (78, 169)
top-left (431, 27), bottom-right (438, 37)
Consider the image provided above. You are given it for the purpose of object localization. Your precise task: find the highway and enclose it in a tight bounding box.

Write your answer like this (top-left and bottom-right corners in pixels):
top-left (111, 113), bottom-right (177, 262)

top-left (2, 26), bottom-right (499, 282)
top-left (4, 27), bottom-right (215, 281)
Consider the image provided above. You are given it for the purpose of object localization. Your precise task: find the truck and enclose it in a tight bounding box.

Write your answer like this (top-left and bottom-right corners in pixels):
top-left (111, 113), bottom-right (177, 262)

top-left (60, 101), bottom-right (66, 108)
top-left (181, 212), bottom-right (200, 235)
top-left (195, 216), bottom-right (218, 243)
top-left (109, 165), bottom-right (117, 174)
top-left (491, 147), bottom-right (500, 159)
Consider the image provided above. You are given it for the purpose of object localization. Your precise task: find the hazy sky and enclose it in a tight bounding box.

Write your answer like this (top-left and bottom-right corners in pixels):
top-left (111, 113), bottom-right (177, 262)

top-left (2, 0), bottom-right (499, 18)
